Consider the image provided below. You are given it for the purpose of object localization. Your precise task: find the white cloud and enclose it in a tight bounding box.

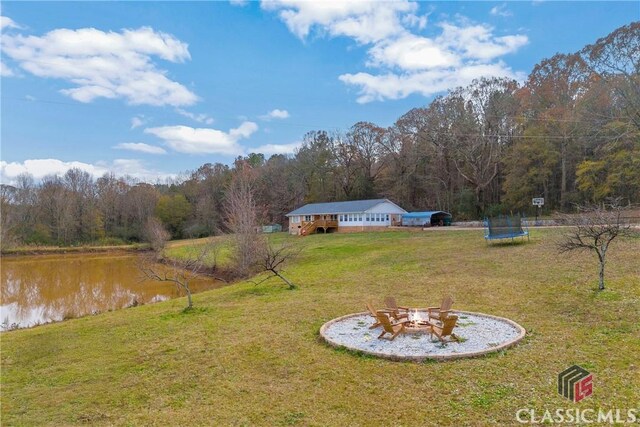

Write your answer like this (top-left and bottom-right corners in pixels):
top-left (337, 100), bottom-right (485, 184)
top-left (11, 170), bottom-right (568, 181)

top-left (367, 34), bottom-right (459, 70)
top-left (340, 62), bottom-right (526, 103)
top-left (145, 121), bottom-right (258, 155)
top-left (254, 141), bottom-right (301, 155)
top-left (261, 0), bottom-right (416, 44)
top-left (260, 109), bottom-right (290, 120)
top-left (131, 116), bottom-right (146, 129)
top-left (1, 159), bottom-right (106, 182)
top-left (114, 142), bottom-right (167, 155)
top-left (0, 16), bottom-right (22, 30)
top-left (0, 158), bottom-right (174, 184)
top-left (175, 108), bottom-right (214, 125)
top-left (109, 159), bottom-right (176, 182)
top-left (490, 4), bottom-right (512, 17)
top-left (1, 25), bottom-right (198, 106)
top-left (265, 2), bottom-right (528, 103)
top-left (0, 60), bottom-right (15, 77)
top-left (401, 13), bottom-right (428, 30)
top-left (229, 0), bottom-right (249, 6)
top-left (437, 22), bottom-right (527, 61)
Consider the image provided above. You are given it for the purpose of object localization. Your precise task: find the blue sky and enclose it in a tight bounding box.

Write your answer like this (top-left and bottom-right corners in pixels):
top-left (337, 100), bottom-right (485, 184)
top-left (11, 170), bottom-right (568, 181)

top-left (1, 1), bottom-right (638, 184)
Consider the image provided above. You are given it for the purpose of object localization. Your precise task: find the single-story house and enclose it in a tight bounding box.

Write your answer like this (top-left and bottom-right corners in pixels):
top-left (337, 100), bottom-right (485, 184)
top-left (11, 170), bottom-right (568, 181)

top-left (401, 211), bottom-right (452, 227)
top-left (286, 199), bottom-right (407, 235)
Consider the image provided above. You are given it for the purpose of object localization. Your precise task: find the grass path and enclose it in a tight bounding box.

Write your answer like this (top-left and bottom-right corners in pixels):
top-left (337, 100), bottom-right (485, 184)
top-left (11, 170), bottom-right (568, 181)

top-left (2, 229), bottom-right (639, 425)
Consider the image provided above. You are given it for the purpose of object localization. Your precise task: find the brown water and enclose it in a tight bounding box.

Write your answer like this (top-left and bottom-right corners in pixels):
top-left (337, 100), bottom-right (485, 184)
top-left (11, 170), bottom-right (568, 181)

top-left (0, 253), bottom-right (224, 330)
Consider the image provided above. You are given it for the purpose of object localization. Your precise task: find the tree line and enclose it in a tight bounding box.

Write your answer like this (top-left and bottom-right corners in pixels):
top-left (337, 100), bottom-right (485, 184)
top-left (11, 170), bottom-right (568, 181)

top-left (1, 23), bottom-right (638, 248)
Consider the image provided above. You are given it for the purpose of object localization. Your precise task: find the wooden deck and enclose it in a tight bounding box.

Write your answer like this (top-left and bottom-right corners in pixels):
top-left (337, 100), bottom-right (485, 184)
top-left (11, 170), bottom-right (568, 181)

top-left (300, 220), bottom-right (338, 235)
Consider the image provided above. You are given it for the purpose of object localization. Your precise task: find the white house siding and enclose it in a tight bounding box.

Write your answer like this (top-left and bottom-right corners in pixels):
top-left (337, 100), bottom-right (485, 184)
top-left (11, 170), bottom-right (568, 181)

top-left (366, 201), bottom-right (406, 215)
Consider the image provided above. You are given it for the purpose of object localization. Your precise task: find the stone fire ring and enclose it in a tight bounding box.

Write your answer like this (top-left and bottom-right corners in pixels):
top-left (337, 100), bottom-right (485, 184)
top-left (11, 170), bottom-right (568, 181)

top-left (319, 310), bottom-right (526, 362)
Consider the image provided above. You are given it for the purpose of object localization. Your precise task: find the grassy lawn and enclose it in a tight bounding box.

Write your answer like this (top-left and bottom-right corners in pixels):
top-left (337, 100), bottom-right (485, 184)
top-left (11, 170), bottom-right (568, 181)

top-left (2, 229), bottom-right (639, 425)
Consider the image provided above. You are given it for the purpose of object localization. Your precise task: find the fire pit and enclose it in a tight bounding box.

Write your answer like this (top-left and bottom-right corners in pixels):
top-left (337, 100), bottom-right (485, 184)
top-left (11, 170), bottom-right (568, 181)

top-left (319, 310), bottom-right (527, 361)
top-left (403, 309), bottom-right (432, 334)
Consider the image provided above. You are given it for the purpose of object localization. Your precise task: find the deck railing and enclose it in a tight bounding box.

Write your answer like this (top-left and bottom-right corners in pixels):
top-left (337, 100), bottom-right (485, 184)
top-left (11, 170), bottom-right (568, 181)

top-left (302, 220), bottom-right (338, 228)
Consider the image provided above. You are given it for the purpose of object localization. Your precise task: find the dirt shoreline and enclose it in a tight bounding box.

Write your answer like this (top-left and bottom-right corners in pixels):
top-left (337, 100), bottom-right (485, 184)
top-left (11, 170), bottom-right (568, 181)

top-left (1, 244), bottom-right (151, 257)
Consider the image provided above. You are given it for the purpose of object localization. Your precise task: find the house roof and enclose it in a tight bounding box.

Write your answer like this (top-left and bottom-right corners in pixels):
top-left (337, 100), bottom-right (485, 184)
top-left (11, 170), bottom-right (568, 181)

top-left (286, 199), bottom-right (406, 216)
top-left (402, 211), bottom-right (452, 219)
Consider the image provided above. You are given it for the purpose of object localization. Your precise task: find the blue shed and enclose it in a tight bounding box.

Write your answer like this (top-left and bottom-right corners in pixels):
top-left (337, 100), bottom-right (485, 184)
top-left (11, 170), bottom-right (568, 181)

top-left (401, 211), bottom-right (452, 227)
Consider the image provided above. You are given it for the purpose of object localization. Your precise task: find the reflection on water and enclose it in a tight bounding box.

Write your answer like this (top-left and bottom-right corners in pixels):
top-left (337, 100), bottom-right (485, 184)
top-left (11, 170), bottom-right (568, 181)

top-left (0, 253), bottom-right (223, 330)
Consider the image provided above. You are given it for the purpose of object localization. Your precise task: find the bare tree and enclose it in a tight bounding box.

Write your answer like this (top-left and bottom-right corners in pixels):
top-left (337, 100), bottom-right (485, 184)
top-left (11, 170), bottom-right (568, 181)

top-left (143, 217), bottom-right (171, 255)
top-left (250, 241), bottom-right (301, 290)
top-left (224, 162), bottom-right (265, 277)
top-left (138, 244), bottom-right (217, 310)
top-left (557, 200), bottom-right (638, 290)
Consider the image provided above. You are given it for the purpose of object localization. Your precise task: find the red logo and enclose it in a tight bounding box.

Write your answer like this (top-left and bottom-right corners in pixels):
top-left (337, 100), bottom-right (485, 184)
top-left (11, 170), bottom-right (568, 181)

top-left (558, 365), bottom-right (593, 402)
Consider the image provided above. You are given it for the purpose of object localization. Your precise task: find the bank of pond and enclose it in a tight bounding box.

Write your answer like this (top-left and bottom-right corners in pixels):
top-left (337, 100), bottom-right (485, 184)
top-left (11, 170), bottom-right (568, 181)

top-left (0, 253), bottom-right (224, 330)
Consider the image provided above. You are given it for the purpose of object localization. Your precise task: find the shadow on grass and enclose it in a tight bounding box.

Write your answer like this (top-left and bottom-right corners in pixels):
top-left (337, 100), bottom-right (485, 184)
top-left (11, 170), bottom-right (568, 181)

top-left (331, 345), bottom-right (382, 361)
top-left (589, 288), bottom-right (623, 301)
top-left (159, 306), bottom-right (212, 321)
top-left (484, 239), bottom-right (531, 248)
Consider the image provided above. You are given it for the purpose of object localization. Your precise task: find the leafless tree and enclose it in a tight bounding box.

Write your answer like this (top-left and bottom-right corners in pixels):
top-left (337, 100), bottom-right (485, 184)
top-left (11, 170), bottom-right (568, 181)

top-left (224, 162), bottom-right (265, 277)
top-left (250, 241), bottom-right (301, 290)
top-left (143, 217), bottom-right (171, 255)
top-left (0, 184), bottom-right (17, 250)
top-left (557, 200), bottom-right (638, 290)
top-left (138, 244), bottom-right (218, 310)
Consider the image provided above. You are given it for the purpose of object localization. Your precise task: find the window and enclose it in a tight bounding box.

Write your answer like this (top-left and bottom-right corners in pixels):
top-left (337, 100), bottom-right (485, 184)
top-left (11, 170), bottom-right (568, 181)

top-left (365, 215), bottom-right (370, 222)
top-left (304, 215), bottom-right (311, 222)
top-left (386, 214), bottom-right (389, 222)
top-left (339, 215), bottom-right (344, 222)
top-left (358, 214), bottom-right (362, 221)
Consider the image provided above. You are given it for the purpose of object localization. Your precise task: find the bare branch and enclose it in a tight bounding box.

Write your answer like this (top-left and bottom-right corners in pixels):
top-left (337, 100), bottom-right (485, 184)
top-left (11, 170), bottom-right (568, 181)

top-left (137, 242), bottom-right (220, 310)
top-left (556, 200), bottom-right (638, 290)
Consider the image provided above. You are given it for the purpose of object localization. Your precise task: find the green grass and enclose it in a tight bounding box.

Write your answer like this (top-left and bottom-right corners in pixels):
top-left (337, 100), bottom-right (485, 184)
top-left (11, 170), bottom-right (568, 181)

top-left (2, 229), bottom-right (639, 425)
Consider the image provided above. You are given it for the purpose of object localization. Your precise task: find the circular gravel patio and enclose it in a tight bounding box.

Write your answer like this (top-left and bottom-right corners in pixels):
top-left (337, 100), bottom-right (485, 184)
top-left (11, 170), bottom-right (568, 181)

top-left (319, 311), bottom-right (526, 361)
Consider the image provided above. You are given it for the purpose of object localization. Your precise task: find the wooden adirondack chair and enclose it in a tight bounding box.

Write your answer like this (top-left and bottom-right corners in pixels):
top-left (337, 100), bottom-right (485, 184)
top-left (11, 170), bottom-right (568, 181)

top-left (384, 296), bottom-right (410, 318)
top-left (366, 302), bottom-right (405, 329)
top-left (366, 302), bottom-right (385, 329)
top-left (429, 314), bottom-right (460, 343)
top-left (375, 311), bottom-right (409, 340)
top-left (427, 295), bottom-right (454, 324)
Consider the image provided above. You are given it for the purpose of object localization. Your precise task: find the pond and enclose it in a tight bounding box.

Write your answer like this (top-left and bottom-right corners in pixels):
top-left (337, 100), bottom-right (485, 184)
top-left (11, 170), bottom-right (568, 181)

top-left (0, 253), bottom-right (224, 330)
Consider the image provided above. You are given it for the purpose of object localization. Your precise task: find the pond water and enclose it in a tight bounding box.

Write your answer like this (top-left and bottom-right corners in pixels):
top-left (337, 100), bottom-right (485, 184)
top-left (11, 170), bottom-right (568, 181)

top-left (0, 253), bottom-right (224, 330)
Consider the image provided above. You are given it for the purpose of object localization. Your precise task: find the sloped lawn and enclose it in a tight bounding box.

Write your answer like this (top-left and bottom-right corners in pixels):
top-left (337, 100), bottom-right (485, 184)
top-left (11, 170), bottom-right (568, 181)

top-left (2, 229), bottom-right (638, 425)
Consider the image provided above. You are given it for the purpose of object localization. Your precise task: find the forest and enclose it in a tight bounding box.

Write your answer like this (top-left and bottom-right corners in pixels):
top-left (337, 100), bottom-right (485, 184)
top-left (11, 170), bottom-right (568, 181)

top-left (1, 23), bottom-right (638, 247)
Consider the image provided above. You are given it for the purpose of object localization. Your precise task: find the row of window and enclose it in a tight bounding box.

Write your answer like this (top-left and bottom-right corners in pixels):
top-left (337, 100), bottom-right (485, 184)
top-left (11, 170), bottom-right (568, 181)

top-left (339, 213), bottom-right (389, 222)
top-left (292, 214), bottom-right (391, 223)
